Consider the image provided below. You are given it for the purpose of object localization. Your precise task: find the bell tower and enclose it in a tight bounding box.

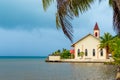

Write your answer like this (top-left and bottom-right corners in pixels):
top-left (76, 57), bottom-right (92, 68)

top-left (93, 22), bottom-right (100, 38)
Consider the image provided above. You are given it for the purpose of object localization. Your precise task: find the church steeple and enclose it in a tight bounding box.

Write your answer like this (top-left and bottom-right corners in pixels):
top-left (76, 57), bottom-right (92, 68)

top-left (93, 22), bottom-right (100, 38)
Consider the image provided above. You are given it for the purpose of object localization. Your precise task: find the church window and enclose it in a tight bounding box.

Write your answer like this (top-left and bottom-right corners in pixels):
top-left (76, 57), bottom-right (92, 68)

top-left (93, 49), bottom-right (95, 56)
top-left (95, 32), bottom-right (98, 37)
top-left (85, 49), bottom-right (88, 56)
top-left (100, 49), bottom-right (103, 56)
top-left (77, 49), bottom-right (80, 56)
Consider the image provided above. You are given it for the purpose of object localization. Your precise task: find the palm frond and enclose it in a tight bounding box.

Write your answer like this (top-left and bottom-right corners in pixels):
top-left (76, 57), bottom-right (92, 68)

top-left (56, 13), bottom-right (61, 29)
top-left (69, 0), bottom-right (94, 15)
top-left (109, 0), bottom-right (113, 7)
top-left (56, 0), bottom-right (73, 42)
top-left (113, 0), bottom-right (120, 36)
top-left (99, 32), bottom-right (113, 49)
top-left (42, 0), bottom-right (94, 42)
top-left (56, 0), bottom-right (94, 42)
top-left (42, 0), bottom-right (54, 11)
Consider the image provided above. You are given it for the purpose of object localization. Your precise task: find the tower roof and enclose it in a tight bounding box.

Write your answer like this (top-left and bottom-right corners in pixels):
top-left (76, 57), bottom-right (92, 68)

top-left (94, 23), bottom-right (99, 30)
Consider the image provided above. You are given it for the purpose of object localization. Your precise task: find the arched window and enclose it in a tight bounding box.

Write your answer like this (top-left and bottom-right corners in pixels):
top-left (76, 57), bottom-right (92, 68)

top-left (93, 49), bottom-right (95, 56)
top-left (77, 49), bottom-right (80, 56)
top-left (100, 49), bottom-right (103, 56)
top-left (85, 49), bottom-right (88, 56)
top-left (95, 32), bottom-right (98, 37)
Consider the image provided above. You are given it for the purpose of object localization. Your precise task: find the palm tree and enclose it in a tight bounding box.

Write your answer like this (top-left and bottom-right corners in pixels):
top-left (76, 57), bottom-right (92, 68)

top-left (99, 32), bottom-right (113, 59)
top-left (42, 0), bottom-right (120, 42)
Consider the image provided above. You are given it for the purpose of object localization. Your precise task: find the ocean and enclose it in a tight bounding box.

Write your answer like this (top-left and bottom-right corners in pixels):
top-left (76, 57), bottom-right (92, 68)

top-left (0, 57), bottom-right (116, 80)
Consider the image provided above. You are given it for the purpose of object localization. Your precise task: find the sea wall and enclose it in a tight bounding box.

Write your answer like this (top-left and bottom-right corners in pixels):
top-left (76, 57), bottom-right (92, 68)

top-left (48, 56), bottom-right (60, 61)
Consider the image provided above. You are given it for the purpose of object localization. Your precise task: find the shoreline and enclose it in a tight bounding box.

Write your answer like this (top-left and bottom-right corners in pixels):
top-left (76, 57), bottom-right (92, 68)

top-left (45, 59), bottom-right (114, 63)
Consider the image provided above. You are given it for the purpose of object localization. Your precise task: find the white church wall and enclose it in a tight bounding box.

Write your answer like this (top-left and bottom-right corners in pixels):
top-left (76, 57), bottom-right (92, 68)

top-left (74, 35), bottom-right (106, 60)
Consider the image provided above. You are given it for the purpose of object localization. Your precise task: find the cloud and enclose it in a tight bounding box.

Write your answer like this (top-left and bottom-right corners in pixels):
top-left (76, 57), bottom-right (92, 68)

top-left (0, 0), bottom-right (56, 30)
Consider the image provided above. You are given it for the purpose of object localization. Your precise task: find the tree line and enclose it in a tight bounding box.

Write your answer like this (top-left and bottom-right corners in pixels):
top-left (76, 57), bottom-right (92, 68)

top-left (50, 48), bottom-right (74, 59)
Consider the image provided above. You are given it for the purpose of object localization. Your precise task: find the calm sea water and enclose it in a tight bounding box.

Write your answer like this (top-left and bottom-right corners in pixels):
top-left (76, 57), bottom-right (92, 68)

top-left (0, 57), bottom-right (116, 80)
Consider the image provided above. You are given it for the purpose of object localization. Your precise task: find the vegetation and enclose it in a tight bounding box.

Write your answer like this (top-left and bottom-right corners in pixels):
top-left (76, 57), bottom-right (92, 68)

top-left (99, 32), bottom-right (113, 59)
top-left (79, 52), bottom-right (84, 58)
top-left (42, 0), bottom-right (120, 42)
top-left (109, 36), bottom-right (120, 65)
top-left (60, 49), bottom-right (71, 59)
top-left (50, 49), bottom-right (61, 56)
top-left (50, 48), bottom-right (73, 59)
top-left (99, 33), bottom-right (120, 65)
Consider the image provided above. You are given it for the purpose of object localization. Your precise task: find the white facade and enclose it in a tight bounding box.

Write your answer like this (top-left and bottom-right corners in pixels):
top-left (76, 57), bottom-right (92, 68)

top-left (72, 34), bottom-right (106, 60)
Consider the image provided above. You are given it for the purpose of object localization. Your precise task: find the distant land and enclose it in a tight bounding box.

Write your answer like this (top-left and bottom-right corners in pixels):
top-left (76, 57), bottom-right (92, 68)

top-left (0, 56), bottom-right (47, 59)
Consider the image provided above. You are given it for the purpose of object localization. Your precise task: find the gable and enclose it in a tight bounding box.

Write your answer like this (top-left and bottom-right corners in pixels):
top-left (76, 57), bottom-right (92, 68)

top-left (71, 34), bottom-right (100, 47)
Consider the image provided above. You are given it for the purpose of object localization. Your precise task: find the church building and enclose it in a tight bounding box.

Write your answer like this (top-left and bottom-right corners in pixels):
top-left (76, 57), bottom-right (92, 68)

top-left (71, 23), bottom-right (107, 60)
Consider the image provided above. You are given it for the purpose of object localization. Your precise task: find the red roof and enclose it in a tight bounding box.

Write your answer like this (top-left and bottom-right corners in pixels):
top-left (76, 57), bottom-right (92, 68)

top-left (70, 49), bottom-right (75, 54)
top-left (94, 23), bottom-right (99, 30)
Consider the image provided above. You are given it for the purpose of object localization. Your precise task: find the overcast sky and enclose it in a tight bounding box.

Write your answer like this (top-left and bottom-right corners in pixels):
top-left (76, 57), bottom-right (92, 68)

top-left (0, 0), bottom-right (115, 56)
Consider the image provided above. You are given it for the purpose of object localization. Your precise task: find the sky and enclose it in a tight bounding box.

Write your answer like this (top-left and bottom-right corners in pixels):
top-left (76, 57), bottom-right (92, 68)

top-left (0, 0), bottom-right (115, 56)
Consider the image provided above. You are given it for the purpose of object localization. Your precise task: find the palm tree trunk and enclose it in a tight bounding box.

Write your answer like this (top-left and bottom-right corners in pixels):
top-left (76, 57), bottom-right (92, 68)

top-left (106, 48), bottom-right (108, 59)
top-left (106, 46), bottom-right (109, 59)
